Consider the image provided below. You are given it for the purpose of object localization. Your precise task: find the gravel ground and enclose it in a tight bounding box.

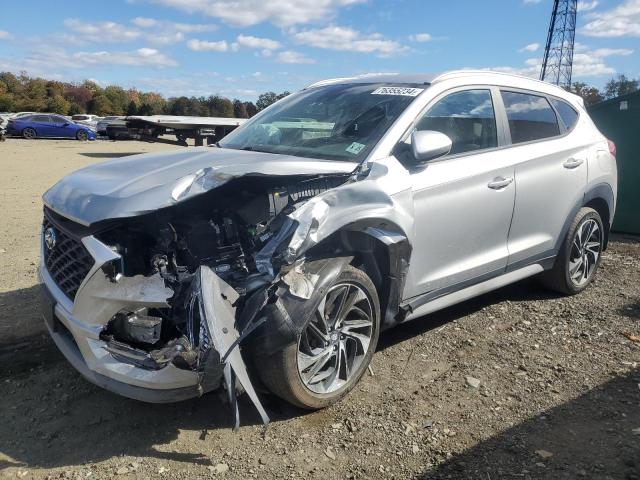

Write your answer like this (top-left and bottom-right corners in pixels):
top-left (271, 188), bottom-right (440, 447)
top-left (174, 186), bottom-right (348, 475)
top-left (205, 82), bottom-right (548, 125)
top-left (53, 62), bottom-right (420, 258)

top-left (0, 138), bottom-right (638, 480)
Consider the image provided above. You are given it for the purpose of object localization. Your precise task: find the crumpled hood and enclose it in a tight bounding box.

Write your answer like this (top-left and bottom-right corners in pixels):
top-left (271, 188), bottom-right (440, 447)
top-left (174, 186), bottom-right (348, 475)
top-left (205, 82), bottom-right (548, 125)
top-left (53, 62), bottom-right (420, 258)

top-left (43, 147), bottom-right (358, 225)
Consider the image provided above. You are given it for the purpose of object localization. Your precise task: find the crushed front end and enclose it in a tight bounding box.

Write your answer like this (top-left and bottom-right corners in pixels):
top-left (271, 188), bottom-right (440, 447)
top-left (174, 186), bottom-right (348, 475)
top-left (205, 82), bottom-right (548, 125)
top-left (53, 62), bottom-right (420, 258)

top-left (39, 174), bottom-right (350, 424)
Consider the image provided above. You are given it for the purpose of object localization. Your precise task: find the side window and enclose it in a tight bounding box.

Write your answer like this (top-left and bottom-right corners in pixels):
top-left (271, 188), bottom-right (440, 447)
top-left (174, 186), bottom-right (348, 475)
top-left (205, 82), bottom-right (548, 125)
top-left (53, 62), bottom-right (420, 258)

top-left (550, 98), bottom-right (579, 131)
top-left (415, 89), bottom-right (498, 155)
top-left (32, 115), bottom-right (51, 123)
top-left (50, 115), bottom-right (67, 124)
top-left (501, 91), bottom-right (560, 144)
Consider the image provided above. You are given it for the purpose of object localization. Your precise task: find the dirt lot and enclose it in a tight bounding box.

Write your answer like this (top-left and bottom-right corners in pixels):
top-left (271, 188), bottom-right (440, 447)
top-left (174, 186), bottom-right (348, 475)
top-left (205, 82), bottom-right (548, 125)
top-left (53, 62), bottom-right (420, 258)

top-left (0, 138), bottom-right (638, 480)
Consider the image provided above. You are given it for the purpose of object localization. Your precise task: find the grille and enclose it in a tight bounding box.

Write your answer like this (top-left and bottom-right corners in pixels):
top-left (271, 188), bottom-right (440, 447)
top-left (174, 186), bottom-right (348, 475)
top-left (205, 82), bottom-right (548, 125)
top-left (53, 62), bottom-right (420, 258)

top-left (42, 217), bottom-right (94, 301)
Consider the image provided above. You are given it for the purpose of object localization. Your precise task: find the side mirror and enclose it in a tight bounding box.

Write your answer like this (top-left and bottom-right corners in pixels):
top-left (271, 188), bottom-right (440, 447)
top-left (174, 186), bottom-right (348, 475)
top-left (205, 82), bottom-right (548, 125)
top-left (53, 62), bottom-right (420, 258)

top-left (411, 130), bottom-right (452, 162)
top-left (63, 122), bottom-right (70, 126)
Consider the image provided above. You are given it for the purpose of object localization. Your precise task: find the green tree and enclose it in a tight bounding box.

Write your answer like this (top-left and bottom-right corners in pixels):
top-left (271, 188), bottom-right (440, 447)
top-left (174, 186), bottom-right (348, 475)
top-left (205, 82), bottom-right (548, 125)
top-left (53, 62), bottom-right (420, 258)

top-left (19, 77), bottom-right (48, 111)
top-left (233, 99), bottom-right (248, 118)
top-left (256, 91), bottom-right (290, 111)
top-left (568, 82), bottom-right (603, 106)
top-left (104, 85), bottom-right (129, 115)
top-left (89, 94), bottom-right (114, 116)
top-left (602, 74), bottom-right (639, 99)
top-left (0, 93), bottom-right (14, 111)
top-left (47, 94), bottom-right (71, 115)
top-left (126, 100), bottom-right (138, 115)
top-left (244, 101), bottom-right (257, 117)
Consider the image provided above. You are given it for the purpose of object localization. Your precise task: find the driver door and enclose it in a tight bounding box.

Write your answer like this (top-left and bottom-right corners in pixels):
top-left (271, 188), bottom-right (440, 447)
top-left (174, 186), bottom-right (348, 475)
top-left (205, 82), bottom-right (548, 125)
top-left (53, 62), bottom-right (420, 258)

top-left (403, 88), bottom-right (517, 299)
top-left (49, 115), bottom-right (74, 138)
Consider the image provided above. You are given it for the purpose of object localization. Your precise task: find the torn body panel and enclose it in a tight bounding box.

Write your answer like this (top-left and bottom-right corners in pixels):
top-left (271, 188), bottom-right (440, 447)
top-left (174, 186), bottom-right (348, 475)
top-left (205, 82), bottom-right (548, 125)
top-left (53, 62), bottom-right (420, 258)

top-left (39, 150), bottom-right (415, 425)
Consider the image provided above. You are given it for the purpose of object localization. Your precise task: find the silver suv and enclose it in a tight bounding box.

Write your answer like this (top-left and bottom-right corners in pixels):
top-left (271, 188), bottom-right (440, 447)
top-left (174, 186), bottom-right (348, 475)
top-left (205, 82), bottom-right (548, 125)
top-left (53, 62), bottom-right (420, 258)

top-left (40, 71), bottom-right (617, 422)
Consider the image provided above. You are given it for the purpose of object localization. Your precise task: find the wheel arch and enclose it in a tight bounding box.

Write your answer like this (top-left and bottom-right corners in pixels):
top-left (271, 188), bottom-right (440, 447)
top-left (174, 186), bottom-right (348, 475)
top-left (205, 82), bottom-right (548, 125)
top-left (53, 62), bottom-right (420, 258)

top-left (583, 183), bottom-right (614, 250)
top-left (304, 219), bottom-right (412, 331)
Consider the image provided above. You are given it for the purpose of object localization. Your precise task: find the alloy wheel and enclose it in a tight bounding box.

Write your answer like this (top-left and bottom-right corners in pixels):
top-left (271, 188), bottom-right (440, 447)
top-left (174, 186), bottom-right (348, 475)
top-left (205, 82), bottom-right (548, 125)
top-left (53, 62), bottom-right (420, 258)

top-left (297, 282), bottom-right (374, 394)
top-left (569, 218), bottom-right (601, 287)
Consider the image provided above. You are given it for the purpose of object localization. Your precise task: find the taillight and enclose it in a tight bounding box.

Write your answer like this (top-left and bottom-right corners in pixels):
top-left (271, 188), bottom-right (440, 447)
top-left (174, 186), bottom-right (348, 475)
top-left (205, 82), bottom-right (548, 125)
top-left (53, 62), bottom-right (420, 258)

top-left (607, 139), bottom-right (616, 158)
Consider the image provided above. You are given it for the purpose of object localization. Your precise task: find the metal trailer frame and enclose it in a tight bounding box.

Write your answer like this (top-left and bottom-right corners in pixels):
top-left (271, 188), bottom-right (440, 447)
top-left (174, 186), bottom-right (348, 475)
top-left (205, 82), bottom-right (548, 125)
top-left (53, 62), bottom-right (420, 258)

top-left (124, 115), bottom-right (248, 146)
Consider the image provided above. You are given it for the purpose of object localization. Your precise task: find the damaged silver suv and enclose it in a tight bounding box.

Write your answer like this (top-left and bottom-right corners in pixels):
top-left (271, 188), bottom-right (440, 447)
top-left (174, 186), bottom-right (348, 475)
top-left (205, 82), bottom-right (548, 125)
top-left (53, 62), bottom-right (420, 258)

top-left (40, 71), bottom-right (617, 423)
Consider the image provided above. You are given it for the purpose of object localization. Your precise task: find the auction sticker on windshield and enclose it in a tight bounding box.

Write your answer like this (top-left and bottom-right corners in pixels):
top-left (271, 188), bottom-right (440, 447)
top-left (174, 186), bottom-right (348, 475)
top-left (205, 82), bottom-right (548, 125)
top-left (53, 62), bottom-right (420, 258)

top-left (346, 142), bottom-right (366, 155)
top-left (371, 87), bottom-right (424, 96)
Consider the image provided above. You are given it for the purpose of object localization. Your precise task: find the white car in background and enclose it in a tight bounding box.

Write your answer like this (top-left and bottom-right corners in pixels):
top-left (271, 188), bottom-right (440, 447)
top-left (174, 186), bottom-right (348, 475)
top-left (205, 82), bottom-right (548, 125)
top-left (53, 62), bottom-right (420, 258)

top-left (71, 114), bottom-right (101, 130)
top-left (96, 116), bottom-right (124, 136)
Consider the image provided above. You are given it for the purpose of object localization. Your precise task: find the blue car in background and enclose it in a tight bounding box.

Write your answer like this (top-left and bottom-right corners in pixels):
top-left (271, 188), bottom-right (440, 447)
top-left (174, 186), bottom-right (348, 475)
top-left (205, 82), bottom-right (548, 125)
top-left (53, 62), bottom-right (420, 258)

top-left (6, 114), bottom-right (96, 141)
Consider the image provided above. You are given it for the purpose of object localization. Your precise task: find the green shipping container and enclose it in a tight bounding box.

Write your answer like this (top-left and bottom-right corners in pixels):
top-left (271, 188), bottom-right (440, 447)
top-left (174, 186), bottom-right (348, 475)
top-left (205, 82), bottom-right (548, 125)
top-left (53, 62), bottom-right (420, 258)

top-left (588, 91), bottom-right (640, 234)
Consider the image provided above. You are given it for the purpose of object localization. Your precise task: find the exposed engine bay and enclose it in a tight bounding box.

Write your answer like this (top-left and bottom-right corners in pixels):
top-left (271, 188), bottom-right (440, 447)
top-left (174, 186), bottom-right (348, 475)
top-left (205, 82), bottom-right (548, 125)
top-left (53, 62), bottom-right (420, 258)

top-left (91, 174), bottom-right (350, 420)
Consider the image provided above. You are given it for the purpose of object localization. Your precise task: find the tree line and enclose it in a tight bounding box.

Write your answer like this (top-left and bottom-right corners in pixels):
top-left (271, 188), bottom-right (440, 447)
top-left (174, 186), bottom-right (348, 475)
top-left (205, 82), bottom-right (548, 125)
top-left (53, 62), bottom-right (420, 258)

top-left (569, 75), bottom-right (639, 106)
top-left (1, 70), bottom-right (637, 118)
top-left (0, 71), bottom-right (290, 118)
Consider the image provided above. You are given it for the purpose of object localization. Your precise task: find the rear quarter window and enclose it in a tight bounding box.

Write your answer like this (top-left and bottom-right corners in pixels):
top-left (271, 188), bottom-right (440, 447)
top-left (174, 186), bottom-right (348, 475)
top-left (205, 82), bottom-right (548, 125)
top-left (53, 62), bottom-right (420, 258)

top-left (550, 98), bottom-right (579, 131)
top-left (501, 91), bottom-right (560, 144)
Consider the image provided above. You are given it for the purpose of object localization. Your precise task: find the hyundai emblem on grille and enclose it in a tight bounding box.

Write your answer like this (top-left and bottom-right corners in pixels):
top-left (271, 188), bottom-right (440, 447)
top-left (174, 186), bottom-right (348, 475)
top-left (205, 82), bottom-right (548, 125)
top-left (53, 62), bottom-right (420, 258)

top-left (44, 227), bottom-right (57, 250)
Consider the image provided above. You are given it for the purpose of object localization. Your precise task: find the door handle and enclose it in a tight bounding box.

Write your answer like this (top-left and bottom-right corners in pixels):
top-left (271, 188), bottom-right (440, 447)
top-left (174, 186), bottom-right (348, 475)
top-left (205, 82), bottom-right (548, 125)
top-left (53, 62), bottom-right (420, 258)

top-left (563, 158), bottom-right (584, 169)
top-left (487, 176), bottom-right (513, 190)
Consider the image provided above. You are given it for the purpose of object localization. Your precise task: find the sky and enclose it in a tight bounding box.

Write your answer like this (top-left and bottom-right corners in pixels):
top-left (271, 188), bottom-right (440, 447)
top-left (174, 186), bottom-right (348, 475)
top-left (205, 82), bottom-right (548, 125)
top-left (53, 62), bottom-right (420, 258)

top-left (0, 0), bottom-right (638, 101)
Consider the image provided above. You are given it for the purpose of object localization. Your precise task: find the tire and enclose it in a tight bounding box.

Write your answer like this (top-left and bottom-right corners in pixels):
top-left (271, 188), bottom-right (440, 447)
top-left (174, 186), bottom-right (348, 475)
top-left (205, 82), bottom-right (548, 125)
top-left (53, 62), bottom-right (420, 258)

top-left (540, 207), bottom-right (604, 295)
top-left (22, 127), bottom-right (36, 139)
top-left (255, 265), bottom-right (380, 409)
top-left (76, 130), bottom-right (88, 141)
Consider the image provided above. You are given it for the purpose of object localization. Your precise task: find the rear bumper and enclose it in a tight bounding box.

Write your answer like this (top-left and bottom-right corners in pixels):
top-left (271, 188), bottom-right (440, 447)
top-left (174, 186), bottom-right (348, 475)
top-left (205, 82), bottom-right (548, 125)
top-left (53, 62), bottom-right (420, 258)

top-left (39, 234), bottom-right (206, 403)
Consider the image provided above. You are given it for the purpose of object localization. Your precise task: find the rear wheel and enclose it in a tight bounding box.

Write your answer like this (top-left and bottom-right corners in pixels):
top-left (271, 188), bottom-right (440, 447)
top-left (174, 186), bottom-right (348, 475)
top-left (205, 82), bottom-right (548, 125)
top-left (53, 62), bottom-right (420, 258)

top-left (541, 207), bottom-right (603, 295)
top-left (255, 265), bottom-right (380, 409)
top-left (76, 130), bottom-right (88, 141)
top-left (22, 127), bottom-right (36, 139)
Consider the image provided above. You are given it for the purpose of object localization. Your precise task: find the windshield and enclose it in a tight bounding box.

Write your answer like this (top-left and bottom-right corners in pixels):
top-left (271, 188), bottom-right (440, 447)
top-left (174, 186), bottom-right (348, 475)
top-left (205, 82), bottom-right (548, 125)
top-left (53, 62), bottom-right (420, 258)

top-left (219, 83), bottom-right (425, 161)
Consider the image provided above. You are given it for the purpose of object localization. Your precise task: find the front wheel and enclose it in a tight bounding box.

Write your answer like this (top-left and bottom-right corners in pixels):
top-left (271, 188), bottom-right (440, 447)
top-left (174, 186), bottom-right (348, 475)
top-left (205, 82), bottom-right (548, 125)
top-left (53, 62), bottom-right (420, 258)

top-left (76, 130), bottom-right (88, 141)
top-left (255, 265), bottom-right (380, 409)
top-left (22, 127), bottom-right (36, 139)
top-left (541, 207), bottom-right (604, 295)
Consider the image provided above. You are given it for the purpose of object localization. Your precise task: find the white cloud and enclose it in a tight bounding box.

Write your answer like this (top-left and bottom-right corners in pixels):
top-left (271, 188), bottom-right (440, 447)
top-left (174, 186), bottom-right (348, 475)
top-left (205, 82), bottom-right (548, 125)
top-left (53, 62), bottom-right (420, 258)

top-left (144, 0), bottom-right (365, 27)
top-left (490, 44), bottom-right (633, 79)
top-left (519, 43), bottom-right (540, 53)
top-left (409, 33), bottom-right (432, 42)
top-left (577, 1), bottom-right (598, 12)
top-left (291, 25), bottom-right (408, 56)
top-left (0, 30), bottom-right (12, 40)
top-left (132, 17), bottom-right (217, 33)
top-left (236, 34), bottom-right (281, 50)
top-left (171, 22), bottom-right (218, 33)
top-left (187, 38), bottom-right (234, 52)
top-left (581, 0), bottom-right (640, 37)
top-left (523, 0), bottom-right (542, 4)
top-left (276, 50), bottom-right (315, 64)
top-left (132, 17), bottom-right (159, 28)
top-left (73, 48), bottom-right (178, 67)
top-left (149, 32), bottom-right (185, 45)
top-left (63, 18), bottom-right (142, 43)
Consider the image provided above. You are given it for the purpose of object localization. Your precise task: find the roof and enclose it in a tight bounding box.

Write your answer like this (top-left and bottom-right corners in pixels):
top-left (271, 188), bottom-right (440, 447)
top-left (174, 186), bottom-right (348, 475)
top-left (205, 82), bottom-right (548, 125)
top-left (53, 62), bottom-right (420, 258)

top-left (304, 69), bottom-right (582, 107)
top-left (305, 73), bottom-right (436, 89)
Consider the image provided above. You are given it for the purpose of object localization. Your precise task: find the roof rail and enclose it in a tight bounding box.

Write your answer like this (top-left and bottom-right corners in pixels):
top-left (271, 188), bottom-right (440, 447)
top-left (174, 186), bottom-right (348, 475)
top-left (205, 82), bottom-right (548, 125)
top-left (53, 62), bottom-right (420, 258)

top-left (432, 69), bottom-right (560, 90)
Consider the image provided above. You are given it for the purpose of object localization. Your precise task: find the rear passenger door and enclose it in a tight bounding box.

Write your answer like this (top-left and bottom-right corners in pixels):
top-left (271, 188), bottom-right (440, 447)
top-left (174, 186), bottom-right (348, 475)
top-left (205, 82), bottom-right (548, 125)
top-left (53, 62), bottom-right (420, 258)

top-left (502, 90), bottom-right (588, 268)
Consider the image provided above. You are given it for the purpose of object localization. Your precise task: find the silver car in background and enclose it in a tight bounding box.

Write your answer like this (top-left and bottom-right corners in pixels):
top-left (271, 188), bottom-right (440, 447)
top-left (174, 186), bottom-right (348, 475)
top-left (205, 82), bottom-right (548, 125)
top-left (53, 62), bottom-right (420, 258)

top-left (39, 71), bottom-right (616, 423)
